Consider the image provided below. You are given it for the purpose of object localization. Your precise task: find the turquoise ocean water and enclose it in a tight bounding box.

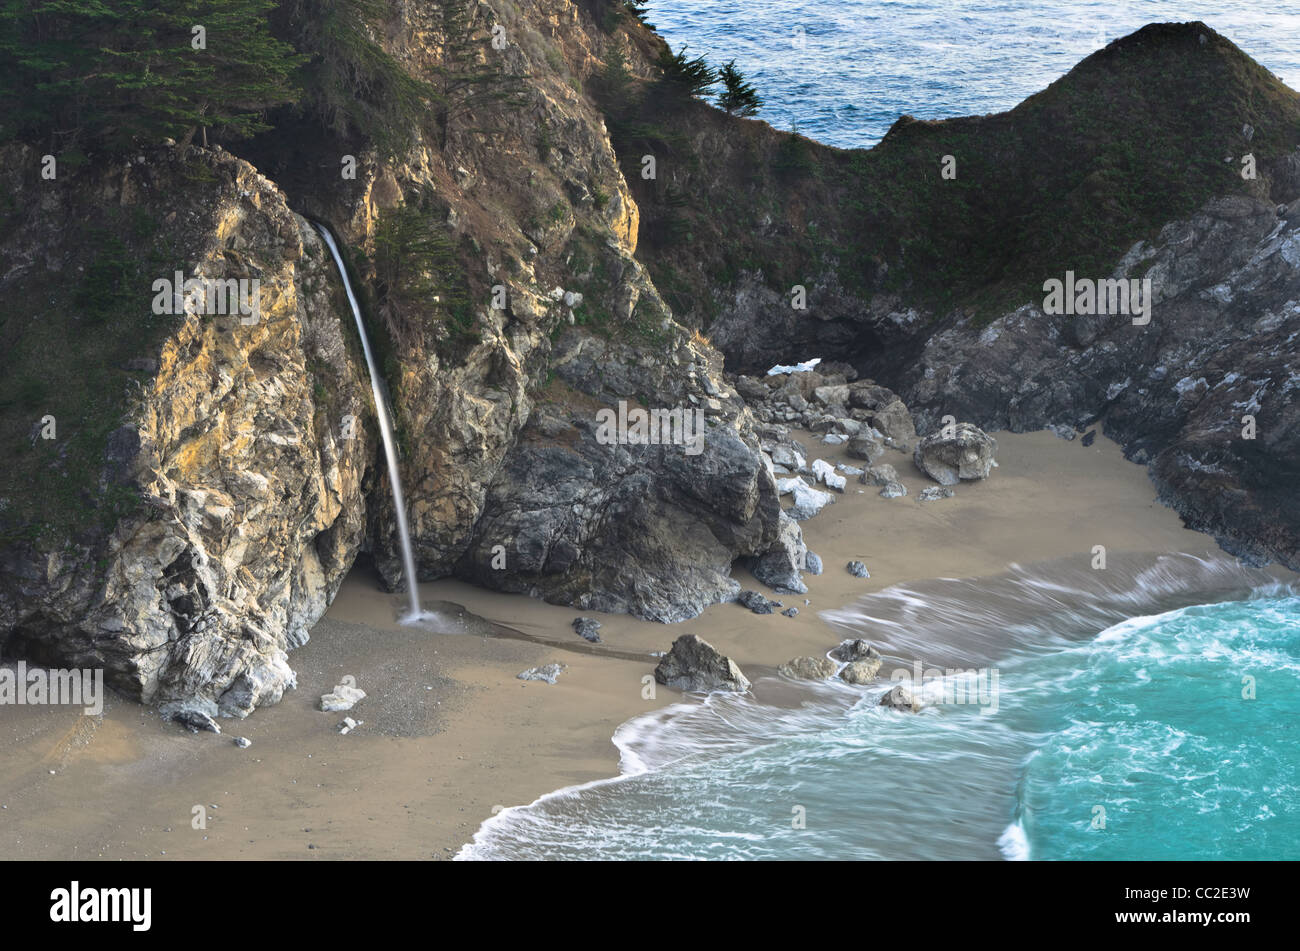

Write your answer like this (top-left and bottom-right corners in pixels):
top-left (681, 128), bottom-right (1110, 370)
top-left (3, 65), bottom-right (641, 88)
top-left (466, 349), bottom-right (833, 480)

top-left (460, 558), bottom-right (1298, 859)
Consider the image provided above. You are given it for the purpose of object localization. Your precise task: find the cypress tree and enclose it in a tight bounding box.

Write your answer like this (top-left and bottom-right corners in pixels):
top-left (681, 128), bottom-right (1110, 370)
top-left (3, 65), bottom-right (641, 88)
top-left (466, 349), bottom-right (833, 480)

top-left (0, 0), bottom-right (303, 152)
top-left (716, 60), bottom-right (762, 117)
top-left (274, 0), bottom-right (433, 158)
top-left (656, 45), bottom-right (716, 100)
top-left (432, 0), bottom-right (528, 147)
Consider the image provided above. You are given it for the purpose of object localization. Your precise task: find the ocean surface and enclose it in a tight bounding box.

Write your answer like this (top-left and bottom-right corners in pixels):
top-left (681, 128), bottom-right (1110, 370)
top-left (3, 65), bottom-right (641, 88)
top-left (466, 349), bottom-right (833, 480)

top-left (460, 556), bottom-right (1299, 859)
top-left (642, 0), bottom-right (1300, 148)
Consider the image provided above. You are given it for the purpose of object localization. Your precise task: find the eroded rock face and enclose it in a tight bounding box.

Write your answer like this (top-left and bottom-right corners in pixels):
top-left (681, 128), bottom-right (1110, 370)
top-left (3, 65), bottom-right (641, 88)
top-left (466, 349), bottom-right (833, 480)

top-left (452, 330), bottom-right (793, 621)
top-left (838, 658), bottom-right (882, 684)
top-left (654, 634), bottom-right (750, 693)
top-left (779, 656), bottom-right (838, 680)
top-left (894, 195), bottom-right (1300, 569)
top-left (0, 147), bottom-right (374, 716)
top-left (913, 423), bottom-right (998, 485)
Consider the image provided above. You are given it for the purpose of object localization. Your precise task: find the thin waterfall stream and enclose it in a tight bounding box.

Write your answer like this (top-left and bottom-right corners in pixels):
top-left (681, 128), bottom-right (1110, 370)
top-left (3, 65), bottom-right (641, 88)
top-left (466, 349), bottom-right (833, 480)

top-left (314, 222), bottom-right (424, 621)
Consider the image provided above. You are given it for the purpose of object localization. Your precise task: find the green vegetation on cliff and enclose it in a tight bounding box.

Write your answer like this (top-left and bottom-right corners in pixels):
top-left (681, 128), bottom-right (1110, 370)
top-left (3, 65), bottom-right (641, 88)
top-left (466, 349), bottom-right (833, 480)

top-left (0, 189), bottom-right (177, 545)
top-left (0, 0), bottom-right (303, 150)
top-left (594, 19), bottom-right (1300, 348)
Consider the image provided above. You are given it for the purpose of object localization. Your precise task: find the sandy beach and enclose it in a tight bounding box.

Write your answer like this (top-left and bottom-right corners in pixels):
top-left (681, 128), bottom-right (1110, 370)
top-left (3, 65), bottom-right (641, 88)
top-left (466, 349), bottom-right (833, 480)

top-left (0, 429), bottom-right (1274, 860)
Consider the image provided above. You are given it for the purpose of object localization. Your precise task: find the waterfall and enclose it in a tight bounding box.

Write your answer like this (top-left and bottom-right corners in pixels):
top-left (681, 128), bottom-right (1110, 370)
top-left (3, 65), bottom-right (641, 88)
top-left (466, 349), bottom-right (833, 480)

top-left (314, 222), bottom-right (423, 621)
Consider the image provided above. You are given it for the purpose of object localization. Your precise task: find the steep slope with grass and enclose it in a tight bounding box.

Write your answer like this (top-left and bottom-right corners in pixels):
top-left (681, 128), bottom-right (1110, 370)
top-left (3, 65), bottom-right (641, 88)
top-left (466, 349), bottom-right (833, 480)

top-left (602, 23), bottom-right (1300, 368)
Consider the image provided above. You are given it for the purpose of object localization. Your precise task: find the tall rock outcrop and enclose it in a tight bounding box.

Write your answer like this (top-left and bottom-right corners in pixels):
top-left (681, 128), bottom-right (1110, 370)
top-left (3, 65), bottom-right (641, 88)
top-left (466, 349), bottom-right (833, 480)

top-left (0, 145), bottom-right (375, 715)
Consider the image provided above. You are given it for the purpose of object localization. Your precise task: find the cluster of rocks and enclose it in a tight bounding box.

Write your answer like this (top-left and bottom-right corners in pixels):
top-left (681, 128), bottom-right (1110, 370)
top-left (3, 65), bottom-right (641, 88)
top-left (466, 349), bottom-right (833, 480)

top-left (740, 365), bottom-right (1000, 519)
top-left (338, 716), bottom-right (363, 735)
top-left (652, 634), bottom-right (895, 697)
top-left (778, 638), bottom-right (885, 687)
top-left (776, 639), bottom-right (924, 711)
top-left (733, 364), bottom-right (919, 452)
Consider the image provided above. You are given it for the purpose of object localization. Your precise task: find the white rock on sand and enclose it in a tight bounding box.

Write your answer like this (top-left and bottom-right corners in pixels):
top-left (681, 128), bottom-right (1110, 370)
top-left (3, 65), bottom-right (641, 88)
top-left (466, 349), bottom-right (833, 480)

top-left (776, 476), bottom-right (805, 496)
top-left (320, 683), bottom-right (366, 712)
top-left (518, 663), bottom-right (567, 685)
top-left (811, 459), bottom-right (846, 491)
top-left (789, 481), bottom-right (835, 520)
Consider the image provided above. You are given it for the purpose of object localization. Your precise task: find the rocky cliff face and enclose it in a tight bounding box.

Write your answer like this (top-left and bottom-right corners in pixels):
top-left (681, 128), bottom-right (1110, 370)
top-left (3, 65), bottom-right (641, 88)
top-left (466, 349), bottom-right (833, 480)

top-left (616, 21), bottom-right (1300, 574)
top-left (0, 145), bottom-right (375, 717)
top-left (892, 192), bottom-right (1300, 569)
top-left (254, 0), bottom-right (799, 616)
top-left (0, 0), bottom-right (801, 716)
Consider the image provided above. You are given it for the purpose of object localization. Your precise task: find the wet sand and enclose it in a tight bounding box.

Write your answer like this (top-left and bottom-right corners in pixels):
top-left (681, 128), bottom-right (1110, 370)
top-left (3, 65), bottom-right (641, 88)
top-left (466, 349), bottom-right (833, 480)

top-left (0, 430), bottom-right (1266, 860)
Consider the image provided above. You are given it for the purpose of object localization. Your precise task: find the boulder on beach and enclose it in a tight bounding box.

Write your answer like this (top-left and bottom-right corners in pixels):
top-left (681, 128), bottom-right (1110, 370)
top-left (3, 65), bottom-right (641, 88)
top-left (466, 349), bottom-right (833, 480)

top-left (161, 702), bottom-right (222, 734)
top-left (846, 434), bottom-right (884, 462)
top-left (879, 481), bottom-right (907, 498)
top-left (747, 512), bottom-right (809, 594)
top-left (572, 617), bottom-right (602, 643)
top-left (866, 400), bottom-right (918, 450)
top-left (811, 458), bottom-right (846, 491)
top-left (919, 486), bottom-right (955, 501)
top-left (769, 442), bottom-right (807, 471)
top-left (830, 639), bottom-right (881, 663)
top-left (838, 659), bottom-right (883, 684)
top-left (813, 383), bottom-right (851, 406)
top-left (847, 560), bottom-right (869, 578)
top-left (846, 384), bottom-right (918, 448)
top-left (805, 551), bottom-right (824, 575)
top-left (737, 590), bottom-right (779, 614)
top-left (787, 481), bottom-right (835, 520)
top-left (913, 423), bottom-right (998, 485)
top-left (775, 476), bottom-right (804, 495)
top-left (860, 463), bottom-right (899, 486)
top-left (779, 656), bottom-right (839, 680)
top-left (654, 634), bottom-right (751, 693)
top-left (880, 684), bottom-right (921, 712)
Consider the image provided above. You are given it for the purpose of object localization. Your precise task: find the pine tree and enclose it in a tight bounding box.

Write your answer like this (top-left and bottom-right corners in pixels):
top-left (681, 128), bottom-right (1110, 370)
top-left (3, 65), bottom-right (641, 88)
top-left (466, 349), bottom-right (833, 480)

top-left (0, 0), bottom-right (303, 152)
top-left (622, 1), bottom-right (652, 25)
top-left (432, 0), bottom-right (528, 148)
top-left (656, 45), bottom-right (716, 100)
top-left (274, 0), bottom-right (433, 158)
top-left (716, 60), bottom-right (762, 117)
